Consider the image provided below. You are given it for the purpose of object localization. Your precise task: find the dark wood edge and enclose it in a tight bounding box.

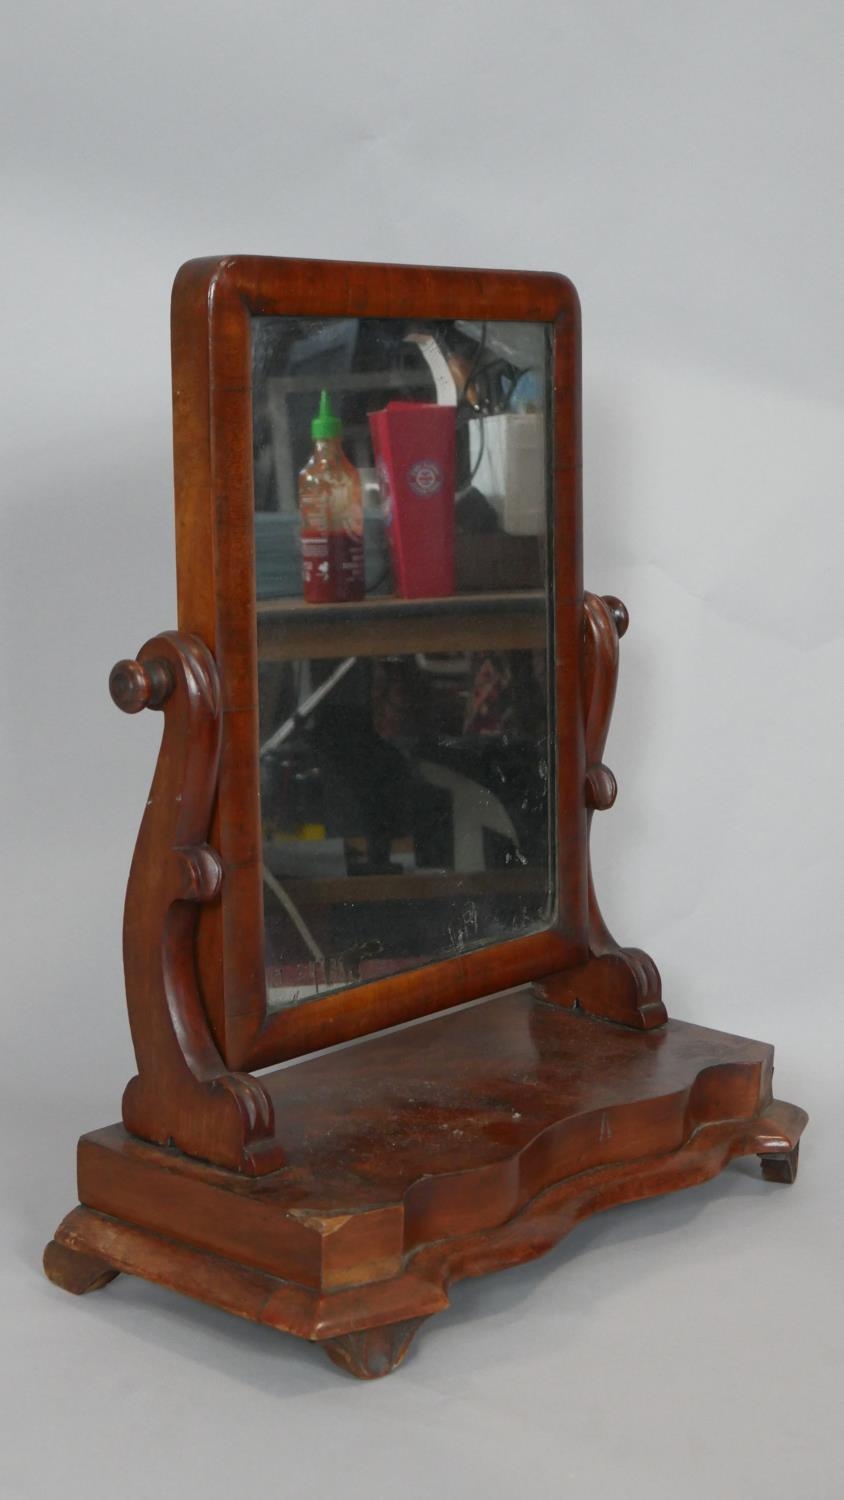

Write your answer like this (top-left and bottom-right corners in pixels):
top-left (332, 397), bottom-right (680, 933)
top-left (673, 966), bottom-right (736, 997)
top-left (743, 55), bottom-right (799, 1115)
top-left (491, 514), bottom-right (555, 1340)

top-left (537, 592), bottom-right (667, 1028)
top-left (757, 1100), bottom-right (807, 1182)
top-left (43, 1239), bottom-right (119, 1295)
top-left (171, 255), bottom-right (588, 1071)
top-left (321, 1319), bottom-right (428, 1380)
top-left (46, 1098), bottom-right (807, 1373)
top-left (173, 255), bottom-right (580, 324)
top-left (111, 629), bottom-right (285, 1173)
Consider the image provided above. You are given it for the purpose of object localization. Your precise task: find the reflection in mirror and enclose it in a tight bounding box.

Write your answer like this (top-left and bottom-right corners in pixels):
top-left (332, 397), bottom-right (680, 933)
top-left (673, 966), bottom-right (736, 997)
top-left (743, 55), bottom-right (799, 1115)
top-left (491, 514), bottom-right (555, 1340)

top-left (252, 315), bottom-right (554, 1011)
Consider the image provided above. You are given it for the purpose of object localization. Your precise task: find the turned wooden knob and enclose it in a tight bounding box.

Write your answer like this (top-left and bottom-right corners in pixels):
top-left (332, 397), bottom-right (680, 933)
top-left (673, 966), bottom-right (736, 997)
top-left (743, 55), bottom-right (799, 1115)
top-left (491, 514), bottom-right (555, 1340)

top-left (109, 657), bottom-right (174, 713)
top-left (603, 596), bottom-right (629, 639)
top-left (585, 763), bottom-right (618, 811)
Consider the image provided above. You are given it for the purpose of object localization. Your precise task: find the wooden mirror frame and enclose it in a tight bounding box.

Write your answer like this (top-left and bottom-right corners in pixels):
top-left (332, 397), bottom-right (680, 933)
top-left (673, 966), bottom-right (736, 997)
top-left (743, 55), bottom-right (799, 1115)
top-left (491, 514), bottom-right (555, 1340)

top-left (169, 256), bottom-right (659, 1072)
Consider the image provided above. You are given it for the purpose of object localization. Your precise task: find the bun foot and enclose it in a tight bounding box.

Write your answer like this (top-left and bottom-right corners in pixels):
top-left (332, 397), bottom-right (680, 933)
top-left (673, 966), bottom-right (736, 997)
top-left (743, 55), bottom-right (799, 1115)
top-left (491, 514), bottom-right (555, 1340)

top-left (759, 1142), bottom-right (800, 1184)
top-left (43, 1239), bottom-right (119, 1295)
top-left (320, 1317), bottom-right (428, 1379)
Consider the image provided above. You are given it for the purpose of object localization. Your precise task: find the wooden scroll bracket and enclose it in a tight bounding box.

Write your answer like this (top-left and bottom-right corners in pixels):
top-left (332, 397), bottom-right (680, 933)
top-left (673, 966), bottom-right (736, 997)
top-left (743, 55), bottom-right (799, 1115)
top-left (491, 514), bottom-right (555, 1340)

top-left (109, 631), bottom-right (285, 1175)
top-left (540, 593), bottom-right (668, 1029)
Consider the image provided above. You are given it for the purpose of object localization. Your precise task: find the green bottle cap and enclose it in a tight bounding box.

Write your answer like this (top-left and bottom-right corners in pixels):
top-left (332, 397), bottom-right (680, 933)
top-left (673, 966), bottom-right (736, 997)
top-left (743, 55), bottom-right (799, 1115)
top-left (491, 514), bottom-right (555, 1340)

top-left (311, 388), bottom-right (342, 440)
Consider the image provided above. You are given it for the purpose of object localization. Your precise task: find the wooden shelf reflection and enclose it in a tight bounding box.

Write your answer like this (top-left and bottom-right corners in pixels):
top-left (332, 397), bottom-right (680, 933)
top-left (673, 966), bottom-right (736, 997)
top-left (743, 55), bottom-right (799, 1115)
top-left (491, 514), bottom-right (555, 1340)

top-left (257, 589), bottom-right (547, 661)
top-left (275, 866), bottom-right (547, 905)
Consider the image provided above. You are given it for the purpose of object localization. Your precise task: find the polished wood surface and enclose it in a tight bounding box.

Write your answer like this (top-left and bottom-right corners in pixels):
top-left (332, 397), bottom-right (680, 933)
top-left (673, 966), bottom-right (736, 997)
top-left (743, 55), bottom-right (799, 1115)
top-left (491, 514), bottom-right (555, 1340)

top-left (109, 630), bottom-right (284, 1173)
top-left (124, 993), bottom-right (783, 1222)
top-left (47, 994), bottom-right (807, 1378)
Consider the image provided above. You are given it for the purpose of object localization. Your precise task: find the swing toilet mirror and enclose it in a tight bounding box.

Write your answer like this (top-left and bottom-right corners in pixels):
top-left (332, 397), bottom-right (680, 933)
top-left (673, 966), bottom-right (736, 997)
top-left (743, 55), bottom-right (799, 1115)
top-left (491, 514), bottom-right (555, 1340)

top-left (44, 256), bottom-right (807, 1380)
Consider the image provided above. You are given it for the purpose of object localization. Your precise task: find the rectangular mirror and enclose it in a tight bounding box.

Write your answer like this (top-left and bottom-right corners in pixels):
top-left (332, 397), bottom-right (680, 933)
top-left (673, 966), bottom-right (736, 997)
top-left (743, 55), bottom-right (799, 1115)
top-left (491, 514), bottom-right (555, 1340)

top-left (171, 257), bottom-right (584, 1070)
top-left (251, 315), bottom-right (554, 1011)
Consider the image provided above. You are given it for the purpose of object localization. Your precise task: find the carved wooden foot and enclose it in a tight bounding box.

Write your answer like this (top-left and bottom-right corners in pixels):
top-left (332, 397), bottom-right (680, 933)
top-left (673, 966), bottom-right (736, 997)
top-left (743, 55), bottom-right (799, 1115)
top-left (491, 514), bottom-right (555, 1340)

top-left (759, 1141), bottom-right (800, 1184)
top-left (320, 1317), bottom-right (428, 1379)
top-left (43, 1239), bottom-right (119, 1295)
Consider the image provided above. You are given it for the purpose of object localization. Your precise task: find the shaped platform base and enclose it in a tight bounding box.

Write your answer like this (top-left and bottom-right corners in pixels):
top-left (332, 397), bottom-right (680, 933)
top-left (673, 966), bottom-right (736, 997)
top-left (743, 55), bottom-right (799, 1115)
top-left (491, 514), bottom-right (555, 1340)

top-left (45, 990), bottom-right (807, 1378)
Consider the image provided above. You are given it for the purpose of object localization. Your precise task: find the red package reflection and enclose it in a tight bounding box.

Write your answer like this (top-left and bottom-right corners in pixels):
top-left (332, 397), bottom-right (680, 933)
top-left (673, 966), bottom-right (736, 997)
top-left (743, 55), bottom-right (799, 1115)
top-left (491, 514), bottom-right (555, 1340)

top-left (368, 402), bottom-right (456, 598)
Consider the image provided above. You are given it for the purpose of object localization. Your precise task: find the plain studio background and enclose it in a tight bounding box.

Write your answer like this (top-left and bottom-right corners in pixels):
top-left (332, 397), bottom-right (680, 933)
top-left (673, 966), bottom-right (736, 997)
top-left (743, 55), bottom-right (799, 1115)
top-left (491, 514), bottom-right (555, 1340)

top-left (1, 2), bottom-right (842, 1496)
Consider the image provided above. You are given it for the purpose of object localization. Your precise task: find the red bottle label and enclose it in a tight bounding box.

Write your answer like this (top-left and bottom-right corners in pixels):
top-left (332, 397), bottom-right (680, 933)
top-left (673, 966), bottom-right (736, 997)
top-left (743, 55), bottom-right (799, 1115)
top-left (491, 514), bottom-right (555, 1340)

top-left (301, 529), bottom-right (363, 602)
top-left (330, 530), bottom-right (364, 602)
top-left (301, 532), bottom-right (333, 602)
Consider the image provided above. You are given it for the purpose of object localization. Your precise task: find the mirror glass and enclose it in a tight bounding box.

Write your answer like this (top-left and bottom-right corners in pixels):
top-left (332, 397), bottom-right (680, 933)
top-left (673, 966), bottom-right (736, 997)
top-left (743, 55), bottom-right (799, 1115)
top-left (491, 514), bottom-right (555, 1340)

top-left (252, 314), bottom-right (554, 1011)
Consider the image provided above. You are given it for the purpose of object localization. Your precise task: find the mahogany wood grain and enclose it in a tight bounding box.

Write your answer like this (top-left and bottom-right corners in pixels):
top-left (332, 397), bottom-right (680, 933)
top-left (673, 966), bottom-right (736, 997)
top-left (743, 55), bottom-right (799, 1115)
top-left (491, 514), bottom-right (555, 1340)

top-left (110, 630), bottom-right (284, 1173)
top-left (46, 994), bottom-right (807, 1378)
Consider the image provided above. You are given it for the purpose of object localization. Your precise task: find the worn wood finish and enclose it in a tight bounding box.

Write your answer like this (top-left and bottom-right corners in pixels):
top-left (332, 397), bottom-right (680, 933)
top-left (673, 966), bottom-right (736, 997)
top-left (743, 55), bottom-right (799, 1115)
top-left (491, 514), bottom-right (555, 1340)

top-left (110, 630), bottom-right (284, 1173)
top-left (171, 257), bottom-right (587, 1071)
top-left (321, 1320), bottom-right (429, 1380)
top-left (47, 994), bottom-right (807, 1377)
top-left (43, 1239), bottom-right (119, 1296)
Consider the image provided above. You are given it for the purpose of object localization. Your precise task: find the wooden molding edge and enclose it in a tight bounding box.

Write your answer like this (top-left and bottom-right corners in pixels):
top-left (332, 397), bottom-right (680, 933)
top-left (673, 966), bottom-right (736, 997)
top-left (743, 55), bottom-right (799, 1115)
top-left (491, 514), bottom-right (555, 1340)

top-left (46, 1097), bottom-right (806, 1377)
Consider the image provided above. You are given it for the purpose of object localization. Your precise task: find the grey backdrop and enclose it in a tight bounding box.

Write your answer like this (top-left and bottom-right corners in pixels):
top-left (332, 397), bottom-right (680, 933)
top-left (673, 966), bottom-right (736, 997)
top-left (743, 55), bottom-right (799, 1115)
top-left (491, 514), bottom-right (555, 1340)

top-left (2, 3), bottom-right (842, 1497)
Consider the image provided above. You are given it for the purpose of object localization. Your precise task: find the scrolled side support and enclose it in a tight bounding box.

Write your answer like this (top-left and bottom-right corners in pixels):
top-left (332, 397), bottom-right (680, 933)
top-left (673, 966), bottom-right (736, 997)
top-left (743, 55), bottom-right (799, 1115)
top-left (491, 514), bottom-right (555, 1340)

top-left (540, 593), bottom-right (667, 1029)
top-left (112, 630), bottom-right (284, 1174)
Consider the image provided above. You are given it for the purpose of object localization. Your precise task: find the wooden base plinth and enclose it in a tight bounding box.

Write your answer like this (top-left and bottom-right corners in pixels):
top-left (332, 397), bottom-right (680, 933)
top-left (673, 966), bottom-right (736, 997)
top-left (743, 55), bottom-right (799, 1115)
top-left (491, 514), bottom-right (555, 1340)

top-left (45, 991), bottom-right (807, 1378)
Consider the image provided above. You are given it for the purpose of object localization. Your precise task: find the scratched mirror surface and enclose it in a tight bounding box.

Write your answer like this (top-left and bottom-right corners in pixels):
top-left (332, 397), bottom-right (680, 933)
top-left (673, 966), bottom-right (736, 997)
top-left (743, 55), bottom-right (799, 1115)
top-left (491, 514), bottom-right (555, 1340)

top-left (252, 314), bottom-right (554, 1011)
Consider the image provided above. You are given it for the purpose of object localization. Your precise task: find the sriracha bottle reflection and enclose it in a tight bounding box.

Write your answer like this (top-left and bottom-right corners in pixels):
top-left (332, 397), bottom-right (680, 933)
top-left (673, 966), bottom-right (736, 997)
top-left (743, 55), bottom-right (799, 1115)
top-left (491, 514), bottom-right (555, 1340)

top-left (299, 389), bottom-right (364, 603)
